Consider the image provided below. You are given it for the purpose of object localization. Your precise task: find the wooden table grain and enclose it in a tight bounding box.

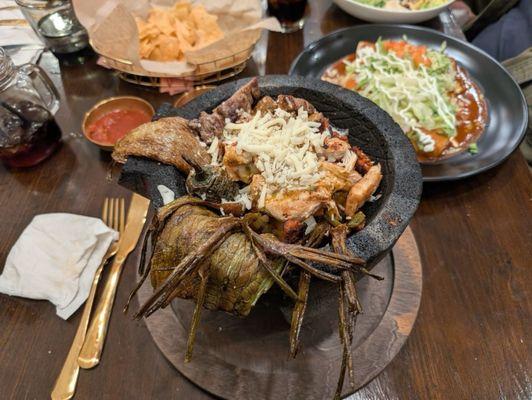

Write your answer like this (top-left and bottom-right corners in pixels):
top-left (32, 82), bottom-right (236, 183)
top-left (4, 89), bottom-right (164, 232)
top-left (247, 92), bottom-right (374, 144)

top-left (0, 1), bottom-right (530, 399)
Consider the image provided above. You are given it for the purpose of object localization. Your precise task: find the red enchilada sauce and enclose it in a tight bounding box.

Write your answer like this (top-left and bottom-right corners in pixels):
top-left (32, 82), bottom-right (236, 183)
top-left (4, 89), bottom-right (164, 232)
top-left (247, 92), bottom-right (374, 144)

top-left (414, 65), bottom-right (487, 162)
top-left (87, 109), bottom-right (151, 145)
top-left (321, 44), bottom-right (488, 162)
top-left (450, 65), bottom-right (487, 154)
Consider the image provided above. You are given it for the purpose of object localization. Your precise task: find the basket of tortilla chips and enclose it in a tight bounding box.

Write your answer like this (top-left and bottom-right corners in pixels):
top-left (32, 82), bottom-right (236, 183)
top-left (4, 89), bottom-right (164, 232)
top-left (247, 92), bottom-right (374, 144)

top-left (72, 0), bottom-right (280, 86)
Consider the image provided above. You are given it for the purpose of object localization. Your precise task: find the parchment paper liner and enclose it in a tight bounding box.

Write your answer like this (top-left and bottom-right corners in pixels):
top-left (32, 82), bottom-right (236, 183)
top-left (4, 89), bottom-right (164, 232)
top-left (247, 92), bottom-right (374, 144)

top-left (72, 0), bottom-right (280, 78)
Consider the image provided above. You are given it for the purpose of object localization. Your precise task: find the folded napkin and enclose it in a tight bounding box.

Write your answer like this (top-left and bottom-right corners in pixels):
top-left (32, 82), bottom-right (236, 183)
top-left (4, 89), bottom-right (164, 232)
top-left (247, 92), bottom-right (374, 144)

top-left (0, 213), bottom-right (118, 320)
top-left (0, 0), bottom-right (45, 65)
top-left (6, 44), bottom-right (44, 66)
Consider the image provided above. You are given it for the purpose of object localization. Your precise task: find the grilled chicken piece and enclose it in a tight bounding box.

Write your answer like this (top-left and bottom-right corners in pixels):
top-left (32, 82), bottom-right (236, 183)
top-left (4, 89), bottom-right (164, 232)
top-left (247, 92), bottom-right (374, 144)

top-left (319, 161), bottom-right (361, 192)
top-left (112, 117), bottom-right (210, 173)
top-left (247, 160), bottom-right (364, 222)
top-left (323, 137), bottom-right (351, 162)
top-left (223, 144), bottom-right (259, 183)
top-left (249, 175), bottom-right (332, 222)
top-left (265, 187), bottom-right (333, 222)
top-left (345, 164), bottom-right (382, 217)
top-left (352, 146), bottom-right (373, 174)
top-left (248, 174), bottom-right (265, 201)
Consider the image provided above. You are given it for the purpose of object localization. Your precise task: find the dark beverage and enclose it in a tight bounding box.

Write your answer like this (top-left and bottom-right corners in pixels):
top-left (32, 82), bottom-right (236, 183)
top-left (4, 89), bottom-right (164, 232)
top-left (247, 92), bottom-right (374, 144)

top-left (268, 0), bottom-right (307, 33)
top-left (0, 47), bottom-right (61, 167)
top-left (0, 100), bottom-right (61, 168)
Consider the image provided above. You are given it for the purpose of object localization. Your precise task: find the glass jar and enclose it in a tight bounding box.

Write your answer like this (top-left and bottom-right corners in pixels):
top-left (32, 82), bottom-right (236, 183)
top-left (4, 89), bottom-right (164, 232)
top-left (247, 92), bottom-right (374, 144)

top-left (0, 48), bottom-right (61, 168)
top-left (16, 0), bottom-right (89, 54)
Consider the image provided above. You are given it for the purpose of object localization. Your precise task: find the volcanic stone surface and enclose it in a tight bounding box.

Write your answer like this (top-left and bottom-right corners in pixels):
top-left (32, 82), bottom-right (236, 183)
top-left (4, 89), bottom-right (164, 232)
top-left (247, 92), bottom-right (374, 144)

top-left (119, 75), bottom-right (422, 267)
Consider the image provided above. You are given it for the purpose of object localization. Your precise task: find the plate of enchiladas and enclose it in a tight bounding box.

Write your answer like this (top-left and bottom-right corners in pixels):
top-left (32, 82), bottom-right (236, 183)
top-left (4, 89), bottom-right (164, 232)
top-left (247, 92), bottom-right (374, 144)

top-left (290, 25), bottom-right (528, 182)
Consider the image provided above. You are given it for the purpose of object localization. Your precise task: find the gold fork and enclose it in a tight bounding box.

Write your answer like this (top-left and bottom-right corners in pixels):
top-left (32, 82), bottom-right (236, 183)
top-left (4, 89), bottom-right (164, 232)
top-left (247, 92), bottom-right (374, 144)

top-left (78, 194), bottom-right (150, 368)
top-left (51, 198), bottom-right (125, 400)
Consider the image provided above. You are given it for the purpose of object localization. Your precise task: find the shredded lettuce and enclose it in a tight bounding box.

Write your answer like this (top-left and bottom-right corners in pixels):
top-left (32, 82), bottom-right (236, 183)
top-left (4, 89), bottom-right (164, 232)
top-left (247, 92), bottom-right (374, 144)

top-left (355, 0), bottom-right (447, 9)
top-left (344, 37), bottom-right (457, 153)
top-left (356, 0), bottom-right (386, 6)
top-left (417, 0), bottom-right (448, 9)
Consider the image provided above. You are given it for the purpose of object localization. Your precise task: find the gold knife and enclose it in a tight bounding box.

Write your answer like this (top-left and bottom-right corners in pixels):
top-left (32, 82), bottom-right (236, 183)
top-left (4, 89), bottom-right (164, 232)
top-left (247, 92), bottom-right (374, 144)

top-left (0, 19), bottom-right (28, 27)
top-left (51, 245), bottom-right (117, 400)
top-left (77, 193), bottom-right (150, 369)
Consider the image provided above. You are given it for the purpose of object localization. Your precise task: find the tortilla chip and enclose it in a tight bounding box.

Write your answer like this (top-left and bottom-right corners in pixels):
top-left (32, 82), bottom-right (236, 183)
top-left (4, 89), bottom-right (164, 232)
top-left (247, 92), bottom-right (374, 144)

top-left (136, 0), bottom-right (224, 62)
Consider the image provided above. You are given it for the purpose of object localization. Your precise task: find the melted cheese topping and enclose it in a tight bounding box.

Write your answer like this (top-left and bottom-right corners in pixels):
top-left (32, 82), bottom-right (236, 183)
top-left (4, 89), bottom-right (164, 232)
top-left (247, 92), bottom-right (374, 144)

top-left (221, 108), bottom-right (331, 194)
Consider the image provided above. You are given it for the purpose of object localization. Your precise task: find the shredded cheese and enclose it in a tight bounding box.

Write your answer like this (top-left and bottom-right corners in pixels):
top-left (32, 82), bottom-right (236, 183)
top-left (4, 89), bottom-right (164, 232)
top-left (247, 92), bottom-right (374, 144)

top-left (258, 184), bottom-right (268, 209)
top-left (222, 108), bottom-right (330, 194)
top-left (303, 215), bottom-right (317, 235)
top-left (221, 187), bottom-right (253, 211)
top-left (207, 137), bottom-right (220, 165)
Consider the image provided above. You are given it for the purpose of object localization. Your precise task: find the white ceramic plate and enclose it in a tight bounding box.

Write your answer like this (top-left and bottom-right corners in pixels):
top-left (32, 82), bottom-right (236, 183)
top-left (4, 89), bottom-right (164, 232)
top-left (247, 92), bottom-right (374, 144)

top-left (333, 0), bottom-right (455, 23)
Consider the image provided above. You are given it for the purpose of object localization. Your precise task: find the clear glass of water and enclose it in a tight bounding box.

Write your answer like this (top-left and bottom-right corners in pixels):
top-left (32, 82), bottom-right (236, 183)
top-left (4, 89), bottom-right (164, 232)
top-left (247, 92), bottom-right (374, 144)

top-left (15, 0), bottom-right (89, 54)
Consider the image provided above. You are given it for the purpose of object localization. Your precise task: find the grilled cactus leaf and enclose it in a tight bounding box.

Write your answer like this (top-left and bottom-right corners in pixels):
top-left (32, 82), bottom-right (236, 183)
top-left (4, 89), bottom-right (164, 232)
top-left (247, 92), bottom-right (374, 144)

top-left (149, 200), bottom-right (283, 316)
top-left (185, 159), bottom-right (239, 202)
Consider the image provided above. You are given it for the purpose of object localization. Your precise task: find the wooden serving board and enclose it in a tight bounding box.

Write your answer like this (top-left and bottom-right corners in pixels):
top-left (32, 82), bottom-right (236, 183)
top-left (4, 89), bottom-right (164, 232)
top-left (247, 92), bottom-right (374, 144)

top-left (136, 227), bottom-right (422, 399)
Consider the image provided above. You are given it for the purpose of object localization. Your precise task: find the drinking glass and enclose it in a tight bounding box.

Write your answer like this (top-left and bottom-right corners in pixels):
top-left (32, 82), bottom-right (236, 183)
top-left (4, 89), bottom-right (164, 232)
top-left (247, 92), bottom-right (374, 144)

top-left (15, 0), bottom-right (88, 54)
top-left (267, 0), bottom-right (308, 33)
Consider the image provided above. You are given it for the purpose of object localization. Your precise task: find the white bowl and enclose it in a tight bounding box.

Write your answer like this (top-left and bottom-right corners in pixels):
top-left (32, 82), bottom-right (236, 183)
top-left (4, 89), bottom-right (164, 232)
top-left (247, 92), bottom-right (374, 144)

top-left (333, 0), bottom-right (455, 23)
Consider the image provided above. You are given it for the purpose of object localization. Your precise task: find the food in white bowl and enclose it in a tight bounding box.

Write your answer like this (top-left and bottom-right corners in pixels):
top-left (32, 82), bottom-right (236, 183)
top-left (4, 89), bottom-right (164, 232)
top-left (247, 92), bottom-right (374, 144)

top-left (356, 0), bottom-right (449, 10)
top-left (333, 0), bottom-right (454, 23)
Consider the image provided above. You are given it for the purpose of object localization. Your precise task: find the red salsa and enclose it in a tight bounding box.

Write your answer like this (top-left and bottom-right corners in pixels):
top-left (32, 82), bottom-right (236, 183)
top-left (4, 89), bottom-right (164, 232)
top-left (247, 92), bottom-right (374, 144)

top-left (87, 109), bottom-right (151, 145)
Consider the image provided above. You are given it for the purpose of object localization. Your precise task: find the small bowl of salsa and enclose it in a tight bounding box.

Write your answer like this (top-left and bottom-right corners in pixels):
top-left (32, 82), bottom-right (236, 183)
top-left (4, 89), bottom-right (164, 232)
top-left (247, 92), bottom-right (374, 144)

top-left (82, 96), bottom-right (154, 151)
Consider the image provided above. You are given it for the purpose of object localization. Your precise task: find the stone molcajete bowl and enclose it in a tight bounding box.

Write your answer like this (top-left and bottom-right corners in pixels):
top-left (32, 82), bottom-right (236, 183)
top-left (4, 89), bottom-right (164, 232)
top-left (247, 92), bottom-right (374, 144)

top-left (119, 75), bottom-right (422, 271)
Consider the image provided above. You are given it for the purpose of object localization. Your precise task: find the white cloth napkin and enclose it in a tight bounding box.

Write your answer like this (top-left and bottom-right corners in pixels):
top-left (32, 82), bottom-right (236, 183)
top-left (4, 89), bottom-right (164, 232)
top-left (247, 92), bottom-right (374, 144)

top-left (0, 213), bottom-right (118, 320)
top-left (0, 0), bottom-right (45, 65)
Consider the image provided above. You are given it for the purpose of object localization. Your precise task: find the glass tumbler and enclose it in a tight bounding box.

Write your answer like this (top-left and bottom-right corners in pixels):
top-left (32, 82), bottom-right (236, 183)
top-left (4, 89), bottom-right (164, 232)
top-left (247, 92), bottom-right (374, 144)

top-left (267, 0), bottom-right (308, 33)
top-left (15, 0), bottom-right (88, 54)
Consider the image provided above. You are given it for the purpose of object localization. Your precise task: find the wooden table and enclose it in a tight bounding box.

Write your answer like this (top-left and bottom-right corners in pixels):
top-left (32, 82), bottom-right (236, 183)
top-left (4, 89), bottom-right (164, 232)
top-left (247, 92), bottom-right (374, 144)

top-left (1, 2), bottom-right (530, 399)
